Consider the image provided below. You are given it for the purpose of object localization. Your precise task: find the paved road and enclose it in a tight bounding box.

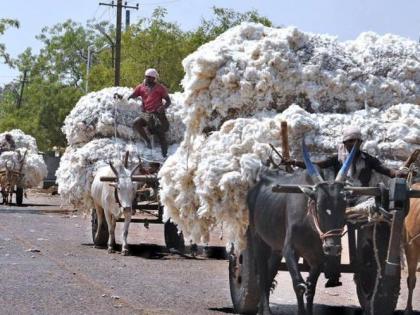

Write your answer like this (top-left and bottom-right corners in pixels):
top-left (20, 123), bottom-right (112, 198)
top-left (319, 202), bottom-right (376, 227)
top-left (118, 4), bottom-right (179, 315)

top-left (0, 190), bottom-right (419, 315)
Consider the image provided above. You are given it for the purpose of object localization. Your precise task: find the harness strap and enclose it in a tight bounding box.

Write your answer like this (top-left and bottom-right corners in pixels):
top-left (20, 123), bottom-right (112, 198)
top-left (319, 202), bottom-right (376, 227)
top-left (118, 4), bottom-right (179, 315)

top-left (308, 200), bottom-right (346, 240)
top-left (408, 232), bottom-right (420, 246)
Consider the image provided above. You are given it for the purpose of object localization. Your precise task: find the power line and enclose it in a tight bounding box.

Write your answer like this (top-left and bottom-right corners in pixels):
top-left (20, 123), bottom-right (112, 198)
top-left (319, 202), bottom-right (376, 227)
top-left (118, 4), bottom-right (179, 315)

top-left (99, 0), bottom-right (139, 86)
top-left (141, 0), bottom-right (180, 6)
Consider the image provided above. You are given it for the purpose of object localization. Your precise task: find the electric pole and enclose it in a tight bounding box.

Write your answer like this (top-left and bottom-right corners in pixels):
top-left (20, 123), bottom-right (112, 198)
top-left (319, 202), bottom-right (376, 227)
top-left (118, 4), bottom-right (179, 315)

top-left (99, 1), bottom-right (139, 86)
top-left (17, 70), bottom-right (28, 108)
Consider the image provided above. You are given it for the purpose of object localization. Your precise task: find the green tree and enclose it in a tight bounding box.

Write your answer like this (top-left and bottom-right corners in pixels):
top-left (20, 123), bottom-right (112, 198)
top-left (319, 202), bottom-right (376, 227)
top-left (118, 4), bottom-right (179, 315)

top-left (187, 7), bottom-right (273, 48)
top-left (0, 7), bottom-right (273, 151)
top-left (0, 18), bottom-right (19, 66)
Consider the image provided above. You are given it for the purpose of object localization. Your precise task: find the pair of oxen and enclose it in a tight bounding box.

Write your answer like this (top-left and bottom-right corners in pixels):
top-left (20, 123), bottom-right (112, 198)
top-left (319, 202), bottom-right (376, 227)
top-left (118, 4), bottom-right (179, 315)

top-left (247, 142), bottom-right (420, 315)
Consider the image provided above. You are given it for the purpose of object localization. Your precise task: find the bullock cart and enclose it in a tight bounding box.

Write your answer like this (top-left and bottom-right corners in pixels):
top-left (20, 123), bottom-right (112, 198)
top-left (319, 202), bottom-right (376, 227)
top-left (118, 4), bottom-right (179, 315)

top-left (229, 178), bottom-right (420, 315)
top-left (0, 151), bottom-right (26, 206)
top-left (91, 160), bottom-right (185, 252)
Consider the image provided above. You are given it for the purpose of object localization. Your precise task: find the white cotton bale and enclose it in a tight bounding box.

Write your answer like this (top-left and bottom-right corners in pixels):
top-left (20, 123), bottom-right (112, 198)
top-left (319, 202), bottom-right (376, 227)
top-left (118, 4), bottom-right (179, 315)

top-left (56, 137), bottom-right (179, 210)
top-left (0, 129), bottom-right (38, 151)
top-left (160, 102), bottom-right (420, 251)
top-left (0, 129), bottom-right (47, 189)
top-left (166, 23), bottom-right (420, 251)
top-left (62, 87), bottom-right (185, 146)
top-left (178, 23), bottom-right (419, 137)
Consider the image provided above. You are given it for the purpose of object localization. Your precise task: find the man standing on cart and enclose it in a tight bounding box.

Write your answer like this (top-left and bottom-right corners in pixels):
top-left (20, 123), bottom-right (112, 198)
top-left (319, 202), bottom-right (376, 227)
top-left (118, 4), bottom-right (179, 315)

top-left (128, 68), bottom-right (171, 158)
top-left (285, 126), bottom-right (409, 287)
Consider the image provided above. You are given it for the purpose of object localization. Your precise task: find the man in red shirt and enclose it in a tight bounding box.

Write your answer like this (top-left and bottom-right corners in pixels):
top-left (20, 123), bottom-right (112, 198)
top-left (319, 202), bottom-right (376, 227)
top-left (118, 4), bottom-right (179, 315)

top-left (128, 68), bottom-right (171, 158)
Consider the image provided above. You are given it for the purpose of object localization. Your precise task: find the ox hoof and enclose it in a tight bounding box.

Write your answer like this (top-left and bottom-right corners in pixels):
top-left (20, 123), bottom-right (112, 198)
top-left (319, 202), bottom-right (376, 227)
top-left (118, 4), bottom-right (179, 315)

top-left (121, 249), bottom-right (129, 256)
top-left (107, 247), bottom-right (115, 254)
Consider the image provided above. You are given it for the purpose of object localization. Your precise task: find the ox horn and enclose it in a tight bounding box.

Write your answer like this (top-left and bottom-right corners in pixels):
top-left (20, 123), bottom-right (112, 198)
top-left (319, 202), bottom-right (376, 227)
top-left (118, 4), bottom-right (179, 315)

top-left (335, 144), bottom-right (357, 182)
top-left (5, 160), bottom-right (15, 171)
top-left (108, 161), bottom-right (119, 177)
top-left (123, 151), bottom-right (129, 168)
top-left (302, 137), bottom-right (323, 184)
top-left (130, 158), bottom-right (143, 177)
top-left (19, 150), bottom-right (27, 163)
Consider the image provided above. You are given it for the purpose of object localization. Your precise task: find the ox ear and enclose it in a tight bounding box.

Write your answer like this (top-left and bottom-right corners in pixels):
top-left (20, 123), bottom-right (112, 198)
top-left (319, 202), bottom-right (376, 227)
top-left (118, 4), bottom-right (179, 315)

top-left (299, 185), bottom-right (316, 199)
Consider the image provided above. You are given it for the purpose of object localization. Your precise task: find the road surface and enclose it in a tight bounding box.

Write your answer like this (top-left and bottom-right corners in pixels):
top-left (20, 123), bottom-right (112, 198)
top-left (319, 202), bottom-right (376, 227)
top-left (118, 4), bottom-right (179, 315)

top-left (0, 189), bottom-right (419, 314)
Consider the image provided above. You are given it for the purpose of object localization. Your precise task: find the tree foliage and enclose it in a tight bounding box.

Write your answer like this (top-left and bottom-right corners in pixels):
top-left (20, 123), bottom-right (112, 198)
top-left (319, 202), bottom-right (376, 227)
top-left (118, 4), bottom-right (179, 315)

top-left (0, 18), bottom-right (19, 65)
top-left (0, 7), bottom-right (272, 151)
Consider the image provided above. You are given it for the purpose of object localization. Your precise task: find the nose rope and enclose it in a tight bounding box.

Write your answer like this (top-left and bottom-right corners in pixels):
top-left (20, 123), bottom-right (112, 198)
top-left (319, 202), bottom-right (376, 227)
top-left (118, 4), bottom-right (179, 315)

top-left (307, 200), bottom-right (346, 240)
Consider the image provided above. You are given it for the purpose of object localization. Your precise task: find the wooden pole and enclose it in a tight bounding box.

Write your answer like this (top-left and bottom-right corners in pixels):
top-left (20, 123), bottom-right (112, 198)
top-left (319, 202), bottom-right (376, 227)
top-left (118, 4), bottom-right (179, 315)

top-left (281, 121), bottom-right (293, 173)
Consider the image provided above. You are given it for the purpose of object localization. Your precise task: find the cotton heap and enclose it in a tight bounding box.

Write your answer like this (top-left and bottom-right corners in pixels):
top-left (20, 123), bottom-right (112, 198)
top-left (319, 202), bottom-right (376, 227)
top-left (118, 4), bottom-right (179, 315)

top-left (0, 129), bottom-right (47, 188)
top-left (56, 87), bottom-right (185, 210)
top-left (159, 22), bottom-right (420, 251)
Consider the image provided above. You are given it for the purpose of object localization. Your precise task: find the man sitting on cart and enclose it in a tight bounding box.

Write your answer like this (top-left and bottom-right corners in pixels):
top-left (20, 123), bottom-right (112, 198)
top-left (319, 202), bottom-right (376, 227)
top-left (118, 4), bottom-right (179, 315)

top-left (0, 133), bottom-right (16, 155)
top-left (128, 68), bottom-right (172, 158)
top-left (284, 126), bottom-right (409, 287)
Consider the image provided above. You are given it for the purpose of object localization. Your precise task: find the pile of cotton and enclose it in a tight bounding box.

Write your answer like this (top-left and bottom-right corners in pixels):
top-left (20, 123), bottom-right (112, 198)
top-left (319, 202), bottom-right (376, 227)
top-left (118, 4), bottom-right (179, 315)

top-left (159, 22), bottom-right (420, 250)
top-left (56, 87), bottom-right (185, 210)
top-left (0, 129), bottom-right (47, 188)
top-left (62, 87), bottom-right (185, 146)
top-left (180, 23), bottom-right (419, 136)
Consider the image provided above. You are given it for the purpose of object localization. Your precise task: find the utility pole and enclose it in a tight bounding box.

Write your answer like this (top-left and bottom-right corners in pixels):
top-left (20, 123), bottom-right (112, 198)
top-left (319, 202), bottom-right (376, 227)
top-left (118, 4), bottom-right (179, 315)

top-left (99, 1), bottom-right (139, 86)
top-left (17, 70), bottom-right (28, 108)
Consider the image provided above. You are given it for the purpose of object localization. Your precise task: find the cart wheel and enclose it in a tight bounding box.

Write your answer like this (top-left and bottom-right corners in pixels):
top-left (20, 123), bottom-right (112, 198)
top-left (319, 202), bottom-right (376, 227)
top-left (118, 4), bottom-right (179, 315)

top-left (229, 229), bottom-right (259, 314)
top-left (91, 208), bottom-right (109, 247)
top-left (354, 223), bottom-right (400, 315)
top-left (15, 187), bottom-right (24, 206)
top-left (164, 221), bottom-right (185, 253)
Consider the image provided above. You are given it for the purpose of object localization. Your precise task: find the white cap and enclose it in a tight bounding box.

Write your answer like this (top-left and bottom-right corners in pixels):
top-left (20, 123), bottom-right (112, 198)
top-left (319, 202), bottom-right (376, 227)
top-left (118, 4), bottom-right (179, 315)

top-left (145, 68), bottom-right (159, 78)
top-left (342, 126), bottom-right (362, 142)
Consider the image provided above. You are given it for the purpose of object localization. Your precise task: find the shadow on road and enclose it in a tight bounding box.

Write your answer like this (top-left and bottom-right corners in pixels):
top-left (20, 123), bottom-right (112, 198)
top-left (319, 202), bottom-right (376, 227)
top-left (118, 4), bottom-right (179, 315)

top-left (0, 207), bottom-right (76, 214)
top-left (209, 304), bottom-right (420, 315)
top-left (83, 242), bottom-right (228, 260)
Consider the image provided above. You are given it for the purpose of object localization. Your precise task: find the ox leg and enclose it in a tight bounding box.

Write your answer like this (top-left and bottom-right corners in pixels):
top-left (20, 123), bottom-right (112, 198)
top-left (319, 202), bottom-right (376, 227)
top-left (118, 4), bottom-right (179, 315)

top-left (105, 211), bottom-right (116, 253)
top-left (254, 234), bottom-right (273, 315)
top-left (93, 205), bottom-right (106, 248)
top-left (404, 244), bottom-right (418, 315)
top-left (305, 264), bottom-right (321, 315)
top-left (283, 243), bottom-right (306, 315)
top-left (121, 209), bottom-right (132, 256)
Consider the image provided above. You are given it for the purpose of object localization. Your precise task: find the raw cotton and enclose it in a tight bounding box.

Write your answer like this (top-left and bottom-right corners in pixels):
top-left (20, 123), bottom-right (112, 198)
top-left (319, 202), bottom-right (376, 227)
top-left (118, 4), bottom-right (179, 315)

top-left (180, 23), bottom-right (419, 136)
top-left (62, 87), bottom-right (185, 146)
top-left (56, 87), bottom-right (185, 210)
top-left (159, 22), bottom-right (420, 251)
top-left (0, 129), bottom-right (47, 188)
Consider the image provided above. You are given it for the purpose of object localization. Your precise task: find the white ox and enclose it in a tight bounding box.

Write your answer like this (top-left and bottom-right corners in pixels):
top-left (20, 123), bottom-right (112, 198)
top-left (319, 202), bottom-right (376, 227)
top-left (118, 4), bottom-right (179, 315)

top-left (91, 159), bottom-right (139, 255)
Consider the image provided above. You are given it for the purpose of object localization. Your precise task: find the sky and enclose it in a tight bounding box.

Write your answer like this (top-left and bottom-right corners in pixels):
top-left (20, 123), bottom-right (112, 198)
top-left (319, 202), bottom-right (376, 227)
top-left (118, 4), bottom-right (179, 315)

top-left (1, 0), bottom-right (419, 86)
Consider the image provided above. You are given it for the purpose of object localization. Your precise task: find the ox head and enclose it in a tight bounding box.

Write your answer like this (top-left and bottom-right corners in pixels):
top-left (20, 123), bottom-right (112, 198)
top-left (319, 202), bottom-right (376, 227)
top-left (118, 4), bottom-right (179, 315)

top-left (108, 154), bottom-right (141, 211)
top-left (300, 139), bottom-right (357, 256)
